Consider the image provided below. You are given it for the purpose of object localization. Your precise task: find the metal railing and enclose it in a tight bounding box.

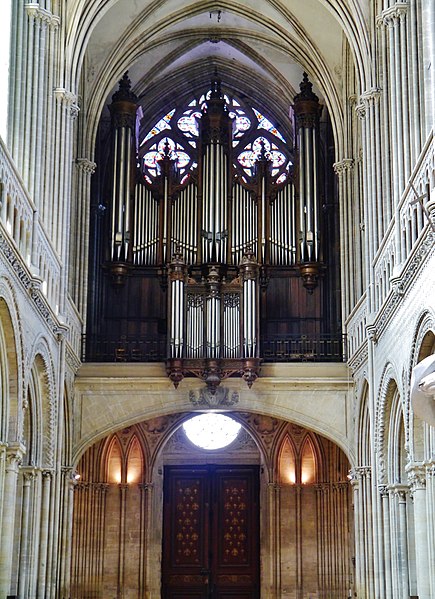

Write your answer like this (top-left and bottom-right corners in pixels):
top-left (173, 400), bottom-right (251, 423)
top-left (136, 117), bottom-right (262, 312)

top-left (83, 333), bottom-right (346, 363)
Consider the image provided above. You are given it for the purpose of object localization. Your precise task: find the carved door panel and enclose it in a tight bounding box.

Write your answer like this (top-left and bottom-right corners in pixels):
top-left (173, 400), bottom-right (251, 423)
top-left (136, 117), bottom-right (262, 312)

top-left (162, 465), bottom-right (260, 599)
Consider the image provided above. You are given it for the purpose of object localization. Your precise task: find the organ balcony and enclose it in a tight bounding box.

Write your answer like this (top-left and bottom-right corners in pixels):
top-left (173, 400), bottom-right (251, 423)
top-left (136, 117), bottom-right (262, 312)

top-left (85, 74), bottom-right (344, 386)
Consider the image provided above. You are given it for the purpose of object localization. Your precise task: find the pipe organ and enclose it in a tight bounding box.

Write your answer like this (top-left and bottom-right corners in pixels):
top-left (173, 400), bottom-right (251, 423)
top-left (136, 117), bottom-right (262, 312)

top-left (95, 72), bottom-right (335, 389)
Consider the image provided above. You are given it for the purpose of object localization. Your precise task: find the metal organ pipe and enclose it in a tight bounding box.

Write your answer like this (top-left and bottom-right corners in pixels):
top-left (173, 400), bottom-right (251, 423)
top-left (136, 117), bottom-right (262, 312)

top-left (168, 252), bottom-right (186, 359)
top-left (312, 127), bottom-right (319, 261)
top-left (298, 126), bottom-right (306, 261)
top-left (108, 73), bottom-right (138, 267)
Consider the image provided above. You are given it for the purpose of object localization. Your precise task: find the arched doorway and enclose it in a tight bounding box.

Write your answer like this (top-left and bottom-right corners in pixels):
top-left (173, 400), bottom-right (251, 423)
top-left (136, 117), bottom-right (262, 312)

top-left (71, 412), bottom-right (353, 598)
top-left (161, 414), bottom-right (260, 598)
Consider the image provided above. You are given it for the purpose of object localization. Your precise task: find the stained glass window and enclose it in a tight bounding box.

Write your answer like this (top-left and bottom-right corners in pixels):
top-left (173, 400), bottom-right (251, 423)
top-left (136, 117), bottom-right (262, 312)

top-left (252, 108), bottom-right (286, 142)
top-left (140, 88), bottom-right (291, 183)
top-left (141, 108), bottom-right (175, 144)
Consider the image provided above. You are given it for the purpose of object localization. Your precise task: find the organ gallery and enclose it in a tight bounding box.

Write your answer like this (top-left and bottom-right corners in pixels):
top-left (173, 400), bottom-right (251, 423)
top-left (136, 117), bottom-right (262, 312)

top-left (86, 72), bottom-right (342, 390)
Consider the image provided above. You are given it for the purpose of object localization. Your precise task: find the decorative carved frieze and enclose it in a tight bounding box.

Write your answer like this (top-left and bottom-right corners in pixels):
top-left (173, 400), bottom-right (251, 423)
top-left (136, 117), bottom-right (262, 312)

top-left (189, 386), bottom-right (239, 408)
top-left (375, 230), bottom-right (435, 339)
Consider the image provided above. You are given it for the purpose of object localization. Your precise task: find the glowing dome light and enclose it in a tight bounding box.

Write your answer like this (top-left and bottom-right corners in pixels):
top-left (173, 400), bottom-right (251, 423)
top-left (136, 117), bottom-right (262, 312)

top-left (183, 414), bottom-right (241, 450)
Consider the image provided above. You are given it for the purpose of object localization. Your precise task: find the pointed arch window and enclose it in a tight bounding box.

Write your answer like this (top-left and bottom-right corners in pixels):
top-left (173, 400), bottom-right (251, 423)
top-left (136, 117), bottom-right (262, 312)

top-left (300, 437), bottom-right (317, 484)
top-left (107, 437), bottom-right (122, 483)
top-left (279, 437), bottom-right (297, 484)
top-left (140, 88), bottom-right (292, 184)
top-left (126, 436), bottom-right (143, 484)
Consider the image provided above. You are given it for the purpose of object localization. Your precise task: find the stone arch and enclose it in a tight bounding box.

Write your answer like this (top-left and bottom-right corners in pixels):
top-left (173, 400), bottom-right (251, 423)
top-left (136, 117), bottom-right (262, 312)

top-left (277, 434), bottom-right (297, 484)
top-left (357, 380), bottom-right (371, 466)
top-left (0, 278), bottom-right (22, 443)
top-left (27, 338), bottom-right (57, 468)
top-left (408, 309), bottom-right (435, 461)
top-left (376, 364), bottom-right (403, 485)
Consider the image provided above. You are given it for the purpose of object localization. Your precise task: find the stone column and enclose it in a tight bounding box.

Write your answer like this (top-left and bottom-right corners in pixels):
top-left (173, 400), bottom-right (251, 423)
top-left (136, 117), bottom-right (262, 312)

top-left (0, 445), bottom-right (24, 597)
top-left (58, 467), bottom-right (78, 599)
top-left (379, 486), bottom-right (392, 598)
top-left (17, 468), bottom-right (37, 598)
top-left (426, 462), bottom-right (435, 598)
top-left (389, 484), bottom-right (410, 599)
top-left (37, 469), bottom-right (53, 597)
top-left (118, 483), bottom-right (129, 598)
top-left (333, 159), bottom-right (356, 319)
top-left (266, 481), bottom-right (281, 599)
top-left (73, 159), bottom-right (97, 318)
top-left (139, 482), bottom-right (153, 598)
top-left (408, 464), bottom-right (430, 599)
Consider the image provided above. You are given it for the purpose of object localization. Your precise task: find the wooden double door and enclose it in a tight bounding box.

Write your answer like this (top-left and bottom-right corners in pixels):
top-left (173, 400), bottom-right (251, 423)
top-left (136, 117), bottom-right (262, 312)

top-left (162, 465), bottom-right (260, 598)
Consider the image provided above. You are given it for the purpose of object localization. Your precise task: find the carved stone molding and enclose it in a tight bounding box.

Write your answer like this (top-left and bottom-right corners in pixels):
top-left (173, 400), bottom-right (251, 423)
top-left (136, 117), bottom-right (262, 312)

top-left (366, 324), bottom-right (378, 344)
top-left (347, 342), bottom-right (368, 374)
top-left (189, 386), bottom-right (239, 408)
top-left (375, 230), bottom-right (435, 340)
top-left (355, 103), bottom-right (366, 120)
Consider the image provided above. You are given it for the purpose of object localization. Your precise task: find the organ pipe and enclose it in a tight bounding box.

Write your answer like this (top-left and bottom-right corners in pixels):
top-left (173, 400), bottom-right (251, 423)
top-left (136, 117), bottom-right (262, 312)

top-left (168, 250), bottom-right (187, 363)
top-left (293, 72), bottom-right (322, 292)
top-left (240, 250), bottom-right (259, 360)
top-left (107, 73), bottom-right (138, 282)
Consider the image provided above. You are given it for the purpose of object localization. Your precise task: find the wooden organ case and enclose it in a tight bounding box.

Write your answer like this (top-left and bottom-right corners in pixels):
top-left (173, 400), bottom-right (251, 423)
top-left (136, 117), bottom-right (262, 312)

top-left (86, 73), bottom-right (342, 389)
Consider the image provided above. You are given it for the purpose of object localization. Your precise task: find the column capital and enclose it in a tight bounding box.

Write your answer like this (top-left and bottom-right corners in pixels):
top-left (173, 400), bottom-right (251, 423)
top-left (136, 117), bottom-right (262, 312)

top-left (5, 443), bottom-right (26, 472)
top-left (347, 469), bottom-right (359, 486)
top-left (406, 463), bottom-right (426, 492)
top-left (333, 158), bottom-right (354, 176)
top-left (139, 482), bottom-right (154, 491)
top-left (388, 483), bottom-right (409, 501)
top-left (76, 158), bottom-right (97, 175)
top-left (360, 88), bottom-right (382, 106)
top-left (25, 4), bottom-right (60, 29)
top-left (21, 466), bottom-right (38, 485)
top-left (378, 3), bottom-right (408, 27)
top-left (54, 88), bottom-right (80, 119)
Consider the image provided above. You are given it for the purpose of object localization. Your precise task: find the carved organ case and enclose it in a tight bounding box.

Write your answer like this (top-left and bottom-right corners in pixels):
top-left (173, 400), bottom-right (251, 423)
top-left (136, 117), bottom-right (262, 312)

top-left (87, 73), bottom-right (341, 388)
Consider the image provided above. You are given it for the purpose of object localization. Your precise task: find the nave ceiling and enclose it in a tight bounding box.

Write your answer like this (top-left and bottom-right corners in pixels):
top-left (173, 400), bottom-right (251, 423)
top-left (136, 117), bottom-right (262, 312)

top-left (67, 0), bottom-right (372, 155)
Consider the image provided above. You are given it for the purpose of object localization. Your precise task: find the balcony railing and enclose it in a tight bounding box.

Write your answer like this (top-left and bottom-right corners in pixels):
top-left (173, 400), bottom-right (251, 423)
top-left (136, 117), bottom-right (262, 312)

top-left (83, 333), bottom-right (346, 363)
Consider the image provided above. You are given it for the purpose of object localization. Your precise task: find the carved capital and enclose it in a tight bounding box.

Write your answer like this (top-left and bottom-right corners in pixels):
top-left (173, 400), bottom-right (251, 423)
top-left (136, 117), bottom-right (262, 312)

top-left (21, 467), bottom-right (37, 485)
top-left (347, 469), bottom-right (359, 486)
top-left (333, 158), bottom-right (354, 176)
top-left (388, 483), bottom-right (409, 501)
top-left (406, 464), bottom-right (426, 492)
top-left (5, 445), bottom-right (25, 473)
top-left (139, 482), bottom-right (154, 492)
top-left (25, 4), bottom-right (60, 29)
top-left (54, 88), bottom-right (80, 119)
top-left (380, 2), bottom-right (409, 28)
top-left (76, 158), bottom-right (97, 175)
top-left (360, 89), bottom-right (382, 107)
